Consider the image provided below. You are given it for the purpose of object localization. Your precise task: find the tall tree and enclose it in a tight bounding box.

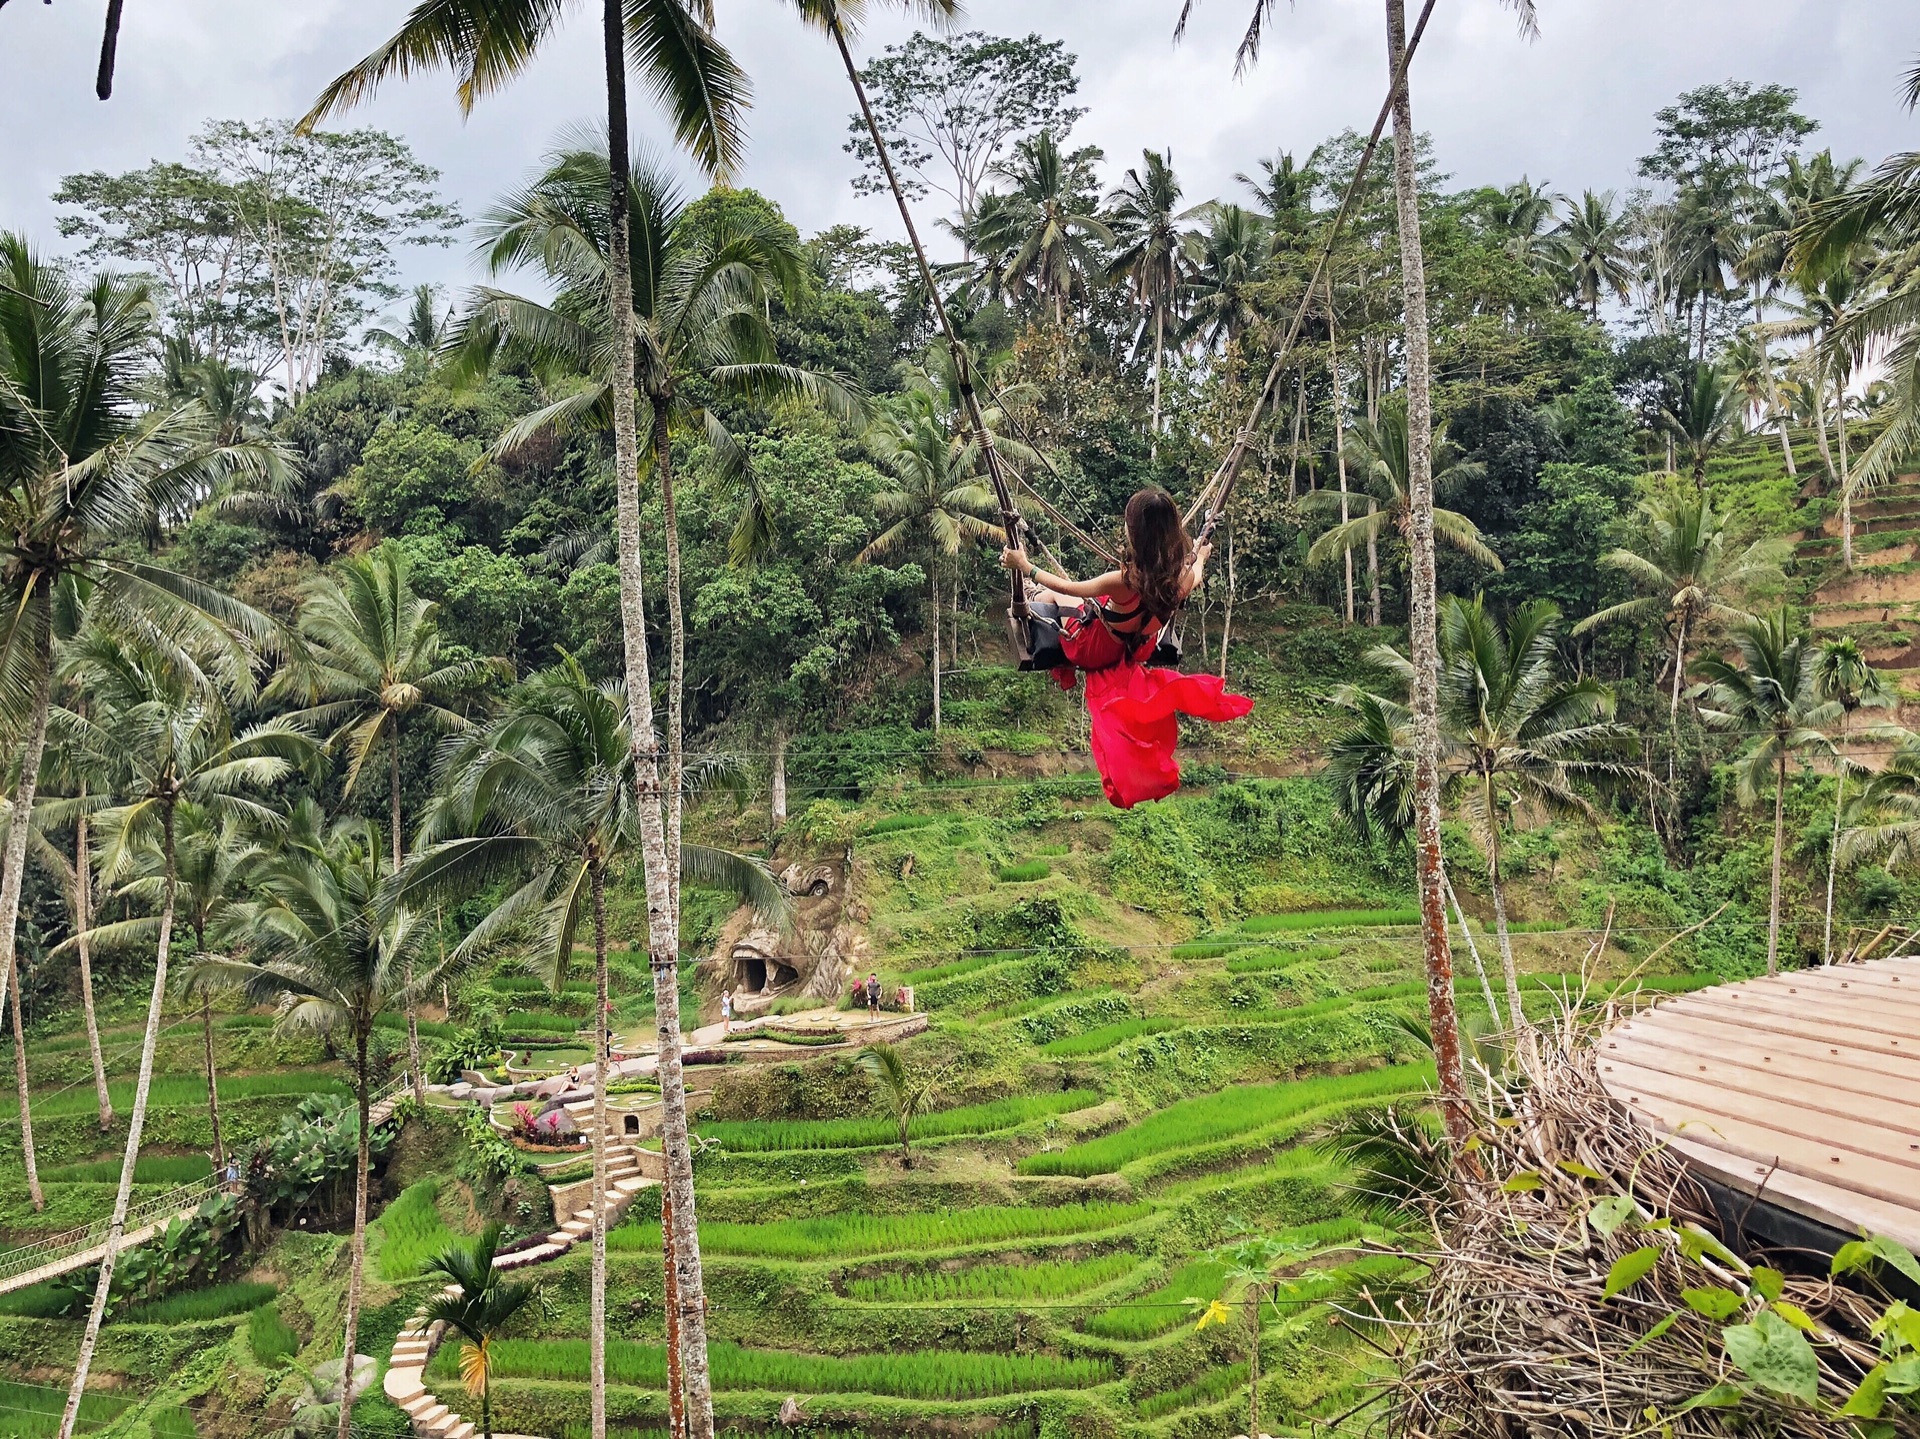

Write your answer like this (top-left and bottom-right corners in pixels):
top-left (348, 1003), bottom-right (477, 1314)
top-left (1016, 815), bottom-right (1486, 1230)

top-left (972, 131), bottom-right (1113, 328)
top-left (1106, 149), bottom-right (1190, 459)
top-left (199, 810), bottom-right (438, 1439)
top-left (274, 540), bottom-right (494, 1104)
top-left (1555, 189), bottom-right (1633, 319)
top-left (1574, 488), bottom-right (1786, 775)
top-left (0, 233), bottom-right (285, 1118)
top-left (58, 640), bottom-right (308, 1439)
top-left (859, 391), bottom-right (1002, 731)
top-left (1659, 362), bottom-right (1746, 486)
top-left (306, 6), bottom-right (752, 1425)
top-left (1697, 611), bottom-right (1839, 976)
top-left (1811, 638), bottom-right (1892, 966)
top-left (842, 30), bottom-right (1084, 231)
top-left (1178, 203), bottom-right (1267, 351)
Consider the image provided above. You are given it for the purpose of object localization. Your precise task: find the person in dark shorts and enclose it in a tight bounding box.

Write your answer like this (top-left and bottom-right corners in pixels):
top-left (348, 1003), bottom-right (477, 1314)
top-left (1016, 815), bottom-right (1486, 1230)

top-left (865, 972), bottom-right (881, 1020)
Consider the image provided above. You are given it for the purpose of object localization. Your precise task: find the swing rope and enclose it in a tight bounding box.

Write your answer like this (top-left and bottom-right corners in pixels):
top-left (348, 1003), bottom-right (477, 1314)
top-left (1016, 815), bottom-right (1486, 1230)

top-left (1183, 0), bottom-right (1442, 546)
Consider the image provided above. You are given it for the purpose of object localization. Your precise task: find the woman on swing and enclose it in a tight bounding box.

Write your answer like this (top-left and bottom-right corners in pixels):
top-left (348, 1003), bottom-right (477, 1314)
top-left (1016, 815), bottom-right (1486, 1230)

top-left (1001, 487), bottom-right (1252, 809)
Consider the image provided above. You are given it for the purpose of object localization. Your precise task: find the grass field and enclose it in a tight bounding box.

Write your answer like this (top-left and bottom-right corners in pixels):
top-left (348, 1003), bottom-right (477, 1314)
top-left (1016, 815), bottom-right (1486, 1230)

top-left (1086, 1258), bottom-right (1228, 1339)
top-left (249, 1303), bottom-right (299, 1365)
top-left (374, 1179), bottom-right (466, 1280)
top-left (41, 1155), bottom-right (212, 1185)
top-left (610, 1202), bottom-right (1151, 1260)
top-left (0, 1379), bottom-right (133, 1436)
top-left (1019, 1064), bottom-right (1431, 1177)
top-left (695, 1091), bottom-right (1097, 1153)
top-left (446, 1338), bottom-right (1113, 1399)
top-left (845, 1251), bottom-right (1137, 1304)
top-left (1039, 1019), bottom-right (1177, 1056)
top-left (19, 1070), bottom-right (347, 1122)
top-left (119, 1282), bottom-right (277, 1325)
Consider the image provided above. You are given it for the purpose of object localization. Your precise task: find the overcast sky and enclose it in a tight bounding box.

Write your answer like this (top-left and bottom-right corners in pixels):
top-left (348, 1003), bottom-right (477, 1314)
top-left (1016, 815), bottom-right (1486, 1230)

top-left (1, 1), bottom-right (1913, 321)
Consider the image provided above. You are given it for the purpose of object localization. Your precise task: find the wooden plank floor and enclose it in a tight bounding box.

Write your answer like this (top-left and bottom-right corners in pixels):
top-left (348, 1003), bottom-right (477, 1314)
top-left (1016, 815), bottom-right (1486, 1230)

top-left (1598, 956), bottom-right (1920, 1254)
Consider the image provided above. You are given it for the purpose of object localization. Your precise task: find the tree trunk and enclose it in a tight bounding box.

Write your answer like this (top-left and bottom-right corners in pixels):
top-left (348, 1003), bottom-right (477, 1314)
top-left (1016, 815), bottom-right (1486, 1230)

top-left (1150, 307), bottom-right (1163, 465)
top-left (1837, 377), bottom-right (1854, 570)
top-left (0, 636), bottom-right (54, 1053)
top-left (1667, 609), bottom-right (1689, 791)
top-left (75, 801), bottom-right (112, 1131)
top-left (333, 1026), bottom-right (371, 1439)
top-left (590, 862), bottom-right (609, 1439)
top-left (1766, 751), bottom-right (1786, 976)
top-left (201, 993), bottom-right (223, 1168)
top-left (1383, 0), bottom-right (1470, 1149)
top-left (1286, 376), bottom-right (1304, 502)
top-left (1752, 283), bottom-right (1795, 479)
top-left (1442, 869), bottom-right (1501, 1022)
top-left (1367, 501), bottom-right (1382, 627)
top-left (8, 953), bottom-right (42, 1210)
top-left (930, 568), bottom-right (942, 734)
top-left (60, 807), bottom-right (175, 1439)
top-left (1247, 1296), bottom-right (1260, 1438)
top-left (770, 727), bottom-right (788, 827)
top-left (392, 734), bottom-right (424, 1106)
top-left (1824, 763), bottom-right (1843, 967)
top-left (650, 399), bottom-right (687, 925)
top-left (1331, 318), bottom-right (1355, 624)
top-left (661, 1178), bottom-right (686, 1439)
top-left (604, 11), bottom-right (714, 1430)
top-left (1484, 794), bottom-right (1524, 1030)
top-left (1811, 369), bottom-right (1836, 494)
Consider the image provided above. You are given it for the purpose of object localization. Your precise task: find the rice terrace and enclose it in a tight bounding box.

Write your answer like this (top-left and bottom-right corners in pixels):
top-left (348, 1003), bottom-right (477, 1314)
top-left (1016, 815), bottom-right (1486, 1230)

top-left (0, 2), bottom-right (1918, 1437)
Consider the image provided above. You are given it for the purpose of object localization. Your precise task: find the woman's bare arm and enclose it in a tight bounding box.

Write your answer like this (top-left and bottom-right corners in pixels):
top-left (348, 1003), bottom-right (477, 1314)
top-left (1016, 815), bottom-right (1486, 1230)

top-left (1178, 542), bottom-right (1214, 602)
top-left (1001, 548), bottom-right (1126, 601)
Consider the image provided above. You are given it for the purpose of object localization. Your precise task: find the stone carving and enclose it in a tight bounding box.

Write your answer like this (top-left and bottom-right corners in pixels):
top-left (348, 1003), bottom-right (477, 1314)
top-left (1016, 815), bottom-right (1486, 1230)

top-left (711, 850), bottom-right (868, 1013)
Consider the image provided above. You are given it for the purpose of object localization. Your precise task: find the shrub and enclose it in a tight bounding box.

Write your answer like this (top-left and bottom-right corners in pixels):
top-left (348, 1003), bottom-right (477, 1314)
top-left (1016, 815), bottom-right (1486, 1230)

top-left (249, 1302), bottom-right (300, 1365)
top-left (846, 1251), bottom-right (1136, 1304)
top-left (119, 1281), bottom-right (277, 1324)
top-left (996, 860), bottom-right (1052, 883)
top-left (695, 1091), bottom-right (1097, 1153)
top-left (439, 1337), bottom-right (1112, 1399)
top-left (609, 1201), bottom-right (1151, 1260)
top-left (375, 1179), bottom-right (466, 1280)
top-left (1019, 1064), bottom-right (1432, 1177)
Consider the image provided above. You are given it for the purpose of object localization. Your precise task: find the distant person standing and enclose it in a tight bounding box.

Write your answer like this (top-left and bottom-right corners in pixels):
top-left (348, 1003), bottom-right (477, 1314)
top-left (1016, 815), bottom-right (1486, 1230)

top-left (865, 972), bottom-right (881, 1020)
top-left (721, 989), bottom-right (734, 1034)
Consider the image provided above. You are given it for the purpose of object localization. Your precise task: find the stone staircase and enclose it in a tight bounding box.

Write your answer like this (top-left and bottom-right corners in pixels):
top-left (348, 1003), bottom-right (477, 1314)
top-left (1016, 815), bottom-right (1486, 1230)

top-left (383, 1131), bottom-right (660, 1437)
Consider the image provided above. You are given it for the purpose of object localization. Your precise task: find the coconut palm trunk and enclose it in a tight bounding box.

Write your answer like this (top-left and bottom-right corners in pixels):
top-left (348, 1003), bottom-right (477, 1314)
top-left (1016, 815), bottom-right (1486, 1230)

top-left (76, 799), bottom-right (112, 1131)
top-left (1367, 502), bottom-right (1382, 627)
top-left (770, 728), bottom-right (788, 826)
top-left (929, 567), bottom-right (942, 733)
top-left (391, 737), bottom-right (425, 1106)
top-left (8, 954), bottom-right (42, 1210)
top-left (1151, 308), bottom-right (1165, 464)
top-left (0, 643), bottom-right (54, 1059)
top-left (1442, 869), bottom-right (1501, 1022)
top-left (334, 1025), bottom-right (372, 1439)
top-left (59, 811), bottom-right (175, 1439)
top-left (1837, 376), bottom-right (1854, 569)
top-left (1330, 321), bottom-right (1355, 623)
top-left (648, 401), bottom-right (687, 922)
top-left (1751, 282), bottom-right (1796, 479)
top-left (1766, 751), bottom-right (1787, 976)
top-left (590, 861), bottom-right (609, 1439)
top-left (1482, 775), bottom-right (1525, 1029)
top-left (602, 6), bottom-right (715, 1431)
top-left (199, 989), bottom-right (223, 1167)
top-left (661, 1177), bottom-right (687, 1436)
top-left (1824, 764), bottom-right (1844, 966)
top-left (1382, 0), bottom-right (1470, 1146)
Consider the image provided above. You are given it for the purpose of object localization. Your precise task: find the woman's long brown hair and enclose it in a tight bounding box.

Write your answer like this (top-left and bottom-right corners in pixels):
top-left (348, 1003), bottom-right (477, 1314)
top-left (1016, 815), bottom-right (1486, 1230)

top-left (1120, 488), bottom-right (1192, 622)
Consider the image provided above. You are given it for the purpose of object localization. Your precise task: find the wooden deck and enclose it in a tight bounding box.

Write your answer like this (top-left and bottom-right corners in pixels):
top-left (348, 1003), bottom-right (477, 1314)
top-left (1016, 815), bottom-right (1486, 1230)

top-left (1598, 955), bottom-right (1920, 1253)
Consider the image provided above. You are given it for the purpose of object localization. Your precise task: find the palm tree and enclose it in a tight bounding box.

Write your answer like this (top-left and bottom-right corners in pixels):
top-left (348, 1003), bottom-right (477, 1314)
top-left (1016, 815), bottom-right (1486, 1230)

top-left (1238, 151), bottom-right (1318, 258)
top-left (1488, 176), bottom-right (1564, 271)
top-left (1179, 204), bottom-right (1268, 352)
top-left (859, 392), bottom-right (1002, 732)
top-left (1555, 189), bottom-right (1633, 319)
top-left (1333, 598), bottom-right (1626, 1027)
top-left (1105, 150), bottom-right (1190, 459)
top-left (1573, 488), bottom-right (1787, 766)
top-left (857, 1042), bottom-right (940, 1168)
top-left (972, 132), bottom-right (1112, 328)
top-left (274, 540), bottom-right (495, 1104)
top-left (1770, 263), bottom-right (1879, 565)
top-left (405, 655), bottom-right (788, 1439)
top-left (1659, 363), bottom-right (1747, 487)
top-left (305, 6), bottom-right (750, 1431)
top-left (1696, 611), bottom-right (1841, 976)
top-left (1812, 638), bottom-right (1893, 966)
top-left (365, 284), bottom-right (453, 364)
top-left (0, 234), bottom-right (286, 1087)
top-left (420, 1225), bottom-right (538, 1439)
top-left (198, 812), bottom-right (439, 1439)
top-left (56, 636), bottom-right (309, 1439)
top-left (42, 699), bottom-right (113, 1133)
top-left (1304, 403), bottom-right (1503, 605)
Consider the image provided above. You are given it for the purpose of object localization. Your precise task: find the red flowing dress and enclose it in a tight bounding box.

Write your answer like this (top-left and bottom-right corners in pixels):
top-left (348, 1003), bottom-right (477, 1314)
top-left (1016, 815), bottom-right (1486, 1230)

top-left (1049, 599), bottom-right (1252, 809)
